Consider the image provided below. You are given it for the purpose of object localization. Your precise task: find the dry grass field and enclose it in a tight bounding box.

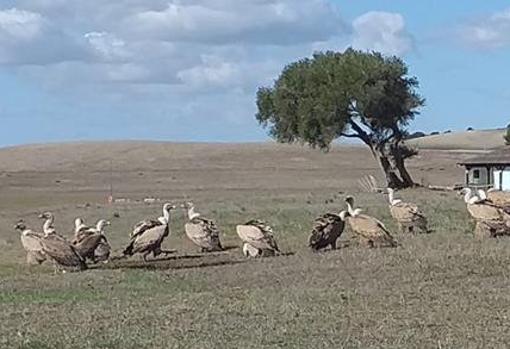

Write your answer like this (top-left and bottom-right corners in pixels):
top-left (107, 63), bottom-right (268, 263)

top-left (1, 141), bottom-right (510, 348)
top-left (406, 128), bottom-right (505, 150)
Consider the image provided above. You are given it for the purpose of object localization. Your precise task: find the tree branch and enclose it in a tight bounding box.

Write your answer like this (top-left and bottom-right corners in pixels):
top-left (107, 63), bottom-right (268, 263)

top-left (348, 120), bottom-right (372, 145)
top-left (340, 132), bottom-right (362, 139)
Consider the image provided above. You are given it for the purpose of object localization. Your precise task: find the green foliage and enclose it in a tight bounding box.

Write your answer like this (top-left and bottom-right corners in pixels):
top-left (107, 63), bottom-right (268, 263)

top-left (255, 49), bottom-right (425, 151)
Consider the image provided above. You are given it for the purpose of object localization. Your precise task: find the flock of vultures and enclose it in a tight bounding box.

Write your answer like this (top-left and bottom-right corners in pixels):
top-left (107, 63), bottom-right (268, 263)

top-left (13, 187), bottom-right (510, 273)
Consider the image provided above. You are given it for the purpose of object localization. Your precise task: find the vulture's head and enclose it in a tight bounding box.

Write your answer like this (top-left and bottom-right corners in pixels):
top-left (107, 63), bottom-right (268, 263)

top-left (74, 218), bottom-right (84, 227)
top-left (96, 219), bottom-right (111, 230)
top-left (344, 196), bottom-right (355, 206)
top-left (459, 188), bottom-right (471, 196)
top-left (181, 201), bottom-right (194, 209)
top-left (163, 203), bottom-right (178, 212)
top-left (38, 212), bottom-right (53, 220)
top-left (14, 220), bottom-right (26, 231)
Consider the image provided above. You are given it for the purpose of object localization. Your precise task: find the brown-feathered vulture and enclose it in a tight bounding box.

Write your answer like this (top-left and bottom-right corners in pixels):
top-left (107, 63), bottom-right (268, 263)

top-left (182, 202), bottom-right (223, 252)
top-left (460, 188), bottom-right (510, 222)
top-left (72, 219), bottom-right (111, 263)
top-left (236, 219), bottom-right (280, 257)
top-left (339, 210), bottom-right (398, 248)
top-left (308, 213), bottom-right (345, 251)
top-left (342, 196), bottom-right (398, 248)
top-left (36, 213), bottom-right (87, 272)
top-left (122, 203), bottom-right (177, 261)
top-left (15, 220), bottom-right (47, 265)
top-left (487, 189), bottom-right (510, 207)
top-left (386, 188), bottom-right (429, 233)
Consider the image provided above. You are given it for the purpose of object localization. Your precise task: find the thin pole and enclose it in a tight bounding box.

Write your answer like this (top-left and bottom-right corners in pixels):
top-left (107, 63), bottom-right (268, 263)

top-left (109, 159), bottom-right (113, 203)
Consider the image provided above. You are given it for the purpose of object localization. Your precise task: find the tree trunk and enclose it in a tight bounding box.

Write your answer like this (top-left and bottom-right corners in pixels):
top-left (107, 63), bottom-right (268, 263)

top-left (392, 150), bottom-right (415, 187)
top-left (373, 149), bottom-right (405, 189)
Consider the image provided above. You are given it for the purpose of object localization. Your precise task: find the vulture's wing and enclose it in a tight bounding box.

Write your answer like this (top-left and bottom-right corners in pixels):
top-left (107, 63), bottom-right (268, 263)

top-left (131, 219), bottom-right (162, 238)
top-left (130, 225), bottom-right (168, 254)
top-left (237, 221), bottom-right (279, 252)
top-left (41, 235), bottom-right (86, 268)
top-left (309, 213), bottom-right (344, 248)
top-left (186, 217), bottom-right (222, 250)
top-left (20, 231), bottom-right (44, 253)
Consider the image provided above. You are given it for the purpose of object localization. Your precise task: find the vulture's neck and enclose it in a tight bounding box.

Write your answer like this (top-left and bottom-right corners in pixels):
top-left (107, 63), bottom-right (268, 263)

top-left (161, 208), bottom-right (171, 224)
top-left (187, 207), bottom-right (200, 220)
top-left (96, 221), bottom-right (106, 232)
top-left (463, 190), bottom-right (473, 204)
top-left (42, 217), bottom-right (54, 234)
top-left (346, 201), bottom-right (356, 216)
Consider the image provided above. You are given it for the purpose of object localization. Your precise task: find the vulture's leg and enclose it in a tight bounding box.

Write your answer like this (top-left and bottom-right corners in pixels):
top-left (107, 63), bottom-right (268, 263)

top-left (330, 241), bottom-right (337, 250)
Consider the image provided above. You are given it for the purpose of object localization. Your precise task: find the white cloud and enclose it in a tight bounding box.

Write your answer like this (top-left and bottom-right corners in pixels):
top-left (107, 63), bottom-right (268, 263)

top-left (351, 11), bottom-right (413, 56)
top-left (460, 8), bottom-right (510, 49)
top-left (0, 1), bottom-right (350, 92)
top-left (124, 0), bottom-right (342, 45)
top-left (0, 7), bottom-right (88, 64)
top-left (0, 8), bottom-right (44, 39)
top-left (177, 55), bottom-right (239, 89)
top-left (0, 2), bottom-right (419, 134)
top-left (84, 32), bottom-right (131, 62)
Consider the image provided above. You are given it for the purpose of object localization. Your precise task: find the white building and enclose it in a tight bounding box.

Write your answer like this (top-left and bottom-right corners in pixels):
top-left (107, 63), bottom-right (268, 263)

top-left (459, 148), bottom-right (510, 190)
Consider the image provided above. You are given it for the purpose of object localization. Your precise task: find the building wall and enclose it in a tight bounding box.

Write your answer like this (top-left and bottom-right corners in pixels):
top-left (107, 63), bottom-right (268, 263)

top-left (466, 166), bottom-right (490, 187)
top-left (493, 167), bottom-right (510, 190)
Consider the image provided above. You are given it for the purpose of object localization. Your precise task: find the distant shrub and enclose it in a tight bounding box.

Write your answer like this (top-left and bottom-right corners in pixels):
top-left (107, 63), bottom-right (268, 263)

top-left (467, 127), bottom-right (474, 131)
top-left (504, 125), bottom-right (510, 145)
top-left (405, 131), bottom-right (426, 140)
top-left (430, 131), bottom-right (440, 136)
top-left (444, 130), bottom-right (452, 134)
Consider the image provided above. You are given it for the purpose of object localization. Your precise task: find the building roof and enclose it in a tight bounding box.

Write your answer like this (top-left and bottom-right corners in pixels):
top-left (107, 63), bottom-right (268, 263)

top-left (459, 147), bottom-right (510, 166)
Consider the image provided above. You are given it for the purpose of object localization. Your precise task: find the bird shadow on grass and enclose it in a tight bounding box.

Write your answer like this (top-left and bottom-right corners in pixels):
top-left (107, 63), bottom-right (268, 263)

top-left (93, 248), bottom-right (296, 271)
top-left (221, 245), bottom-right (239, 252)
top-left (101, 257), bottom-right (247, 271)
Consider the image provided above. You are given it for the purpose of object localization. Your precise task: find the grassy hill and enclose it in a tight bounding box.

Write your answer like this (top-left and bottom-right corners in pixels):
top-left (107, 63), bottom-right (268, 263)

top-left (406, 128), bottom-right (505, 150)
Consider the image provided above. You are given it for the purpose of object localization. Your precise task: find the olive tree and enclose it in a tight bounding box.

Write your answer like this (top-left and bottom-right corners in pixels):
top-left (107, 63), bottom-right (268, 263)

top-left (255, 49), bottom-right (425, 189)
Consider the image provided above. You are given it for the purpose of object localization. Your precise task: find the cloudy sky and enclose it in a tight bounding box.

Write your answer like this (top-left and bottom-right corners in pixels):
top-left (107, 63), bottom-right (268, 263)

top-left (1, 0), bottom-right (510, 146)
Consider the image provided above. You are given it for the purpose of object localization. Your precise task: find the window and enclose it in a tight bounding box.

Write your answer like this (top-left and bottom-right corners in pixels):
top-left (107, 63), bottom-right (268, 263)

top-left (473, 169), bottom-right (480, 179)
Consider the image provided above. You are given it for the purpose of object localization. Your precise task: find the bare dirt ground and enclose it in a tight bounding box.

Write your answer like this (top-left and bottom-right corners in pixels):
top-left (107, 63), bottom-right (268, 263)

top-left (1, 142), bottom-right (508, 349)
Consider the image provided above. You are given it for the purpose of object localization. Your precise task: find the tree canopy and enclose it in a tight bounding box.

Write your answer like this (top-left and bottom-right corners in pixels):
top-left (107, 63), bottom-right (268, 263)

top-left (255, 49), bottom-right (425, 188)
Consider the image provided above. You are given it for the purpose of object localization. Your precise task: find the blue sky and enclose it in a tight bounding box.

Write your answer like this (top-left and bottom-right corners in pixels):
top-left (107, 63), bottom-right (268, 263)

top-left (1, 0), bottom-right (510, 146)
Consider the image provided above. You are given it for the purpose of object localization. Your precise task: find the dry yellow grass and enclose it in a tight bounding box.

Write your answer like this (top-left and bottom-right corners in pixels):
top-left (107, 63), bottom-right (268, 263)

top-left (1, 141), bottom-right (508, 348)
top-left (406, 128), bottom-right (505, 150)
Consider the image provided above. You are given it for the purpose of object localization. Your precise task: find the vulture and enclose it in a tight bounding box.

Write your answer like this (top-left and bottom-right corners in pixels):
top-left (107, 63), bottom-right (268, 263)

top-left (478, 189), bottom-right (510, 213)
top-left (308, 213), bottom-right (345, 251)
top-left (15, 220), bottom-right (46, 265)
top-left (487, 189), bottom-right (510, 207)
top-left (72, 219), bottom-right (111, 263)
top-left (340, 210), bottom-right (398, 248)
top-left (236, 219), bottom-right (280, 257)
top-left (460, 188), bottom-right (510, 222)
top-left (386, 188), bottom-right (429, 234)
top-left (181, 202), bottom-right (223, 252)
top-left (36, 214), bottom-right (87, 272)
top-left (123, 203), bottom-right (177, 261)
top-left (342, 197), bottom-right (398, 248)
